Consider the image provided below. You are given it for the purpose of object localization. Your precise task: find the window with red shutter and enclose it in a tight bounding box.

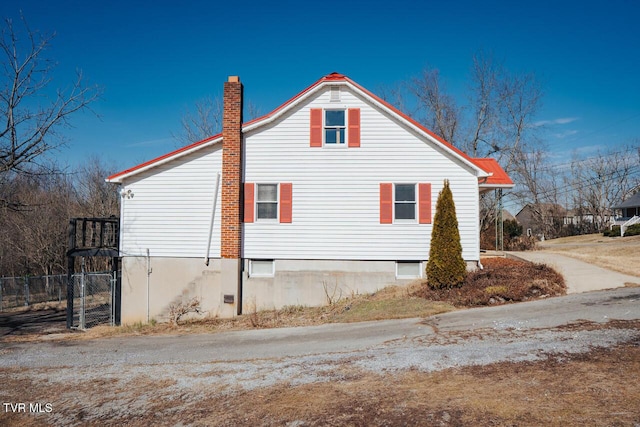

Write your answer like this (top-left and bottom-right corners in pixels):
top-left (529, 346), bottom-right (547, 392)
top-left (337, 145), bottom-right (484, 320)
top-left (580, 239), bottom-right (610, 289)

top-left (419, 183), bottom-right (432, 224)
top-left (310, 109), bottom-right (323, 147)
top-left (279, 183), bottom-right (292, 223)
top-left (348, 108), bottom-right (360, 148)
top-left (380, 183), bottom-right (393, 224)
top-left (244, 183), bottom-right (255, 223)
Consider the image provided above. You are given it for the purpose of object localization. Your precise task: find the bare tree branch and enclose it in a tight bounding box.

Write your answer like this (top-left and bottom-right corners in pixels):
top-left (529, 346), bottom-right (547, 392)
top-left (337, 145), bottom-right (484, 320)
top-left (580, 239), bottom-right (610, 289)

top-left (0, 13), bottom-right (101, 208)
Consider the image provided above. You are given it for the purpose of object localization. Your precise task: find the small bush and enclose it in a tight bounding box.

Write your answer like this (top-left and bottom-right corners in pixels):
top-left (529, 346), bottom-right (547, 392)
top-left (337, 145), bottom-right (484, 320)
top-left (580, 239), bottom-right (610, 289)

top-left (625, 224), bottom-right (640, 236)
top-left (603, 226), bottom-right (621, 237)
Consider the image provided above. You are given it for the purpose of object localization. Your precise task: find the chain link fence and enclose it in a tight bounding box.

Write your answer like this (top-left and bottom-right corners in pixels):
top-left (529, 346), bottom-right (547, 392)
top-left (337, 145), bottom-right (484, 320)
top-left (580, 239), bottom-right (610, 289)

top-left (1, 272), bottom-right (116, 329)
top-left (70, 272), bottom-right (116, 329)
top-left (0, 275), bottom-right (66, 311)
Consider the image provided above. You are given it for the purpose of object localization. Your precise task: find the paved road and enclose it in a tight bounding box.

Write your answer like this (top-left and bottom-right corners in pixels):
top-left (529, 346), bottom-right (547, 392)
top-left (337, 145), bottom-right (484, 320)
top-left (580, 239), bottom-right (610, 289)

top-left (1, 286), bottom-right (639, 369)
top-left (509, 251), bottom-right (640, 293)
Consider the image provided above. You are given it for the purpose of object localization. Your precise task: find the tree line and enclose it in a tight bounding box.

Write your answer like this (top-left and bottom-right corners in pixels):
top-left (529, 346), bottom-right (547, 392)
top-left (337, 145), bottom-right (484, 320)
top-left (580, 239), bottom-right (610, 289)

top-left (0, 158), bottom-right (119, 277)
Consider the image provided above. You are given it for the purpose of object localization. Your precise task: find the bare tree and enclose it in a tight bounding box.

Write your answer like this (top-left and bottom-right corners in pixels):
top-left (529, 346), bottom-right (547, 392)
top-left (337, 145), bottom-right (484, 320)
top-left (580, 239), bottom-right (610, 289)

top-left (0, 14), bottom-right (101, 209)
top-left (568, 145), bottom-right (640, 231)
top-left (407, 68), bottom-right (460, 144)
top-left (73, 155), bottom-right (119, 218)
top-left (465, 53), bottom-right (501, 158)
top-left (173, 96), bottom-right (262, 146)
top-left (400, 53), bottom-right (545, 241)
top-left (173, 96), bottom-right (223, 146)
top-left (0, 168), bottom-right (75, 276)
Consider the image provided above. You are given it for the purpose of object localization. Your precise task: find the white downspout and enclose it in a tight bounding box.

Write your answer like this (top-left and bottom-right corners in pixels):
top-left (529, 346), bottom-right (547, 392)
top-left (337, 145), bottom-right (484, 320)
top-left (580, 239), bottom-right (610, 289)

top-left (146, 248), bottom-right (152, 323)
top-left (205, 172), bottom-right (221, 266)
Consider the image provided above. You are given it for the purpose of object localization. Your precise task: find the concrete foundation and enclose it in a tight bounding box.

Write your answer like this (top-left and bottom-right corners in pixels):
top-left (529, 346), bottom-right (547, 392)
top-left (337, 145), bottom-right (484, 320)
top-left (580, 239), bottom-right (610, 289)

top-left (120, 257), bottom-right (226, 325)
top-left (120, 257), bottom-right (479, 324)
top-left (242, 259), bottom-right (416, 312)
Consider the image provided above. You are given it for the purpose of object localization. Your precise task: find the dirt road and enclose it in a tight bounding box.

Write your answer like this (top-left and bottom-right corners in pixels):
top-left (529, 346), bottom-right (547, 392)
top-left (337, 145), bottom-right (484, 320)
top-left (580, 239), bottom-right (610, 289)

top-left (1, 287), bottom-right (639, 426)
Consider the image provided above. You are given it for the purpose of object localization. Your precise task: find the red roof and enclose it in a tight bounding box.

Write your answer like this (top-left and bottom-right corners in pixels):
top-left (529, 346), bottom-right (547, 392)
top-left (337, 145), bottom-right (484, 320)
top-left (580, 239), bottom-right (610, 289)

top-left (108, 72), bottom-right (508, 183)
top-left (473, 158), bottom-right (514, 187)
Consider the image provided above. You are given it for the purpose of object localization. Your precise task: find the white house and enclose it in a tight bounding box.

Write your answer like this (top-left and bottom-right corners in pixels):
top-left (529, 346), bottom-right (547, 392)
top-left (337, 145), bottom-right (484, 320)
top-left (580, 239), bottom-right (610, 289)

top-left (107, 72), bottom-right (513, 324)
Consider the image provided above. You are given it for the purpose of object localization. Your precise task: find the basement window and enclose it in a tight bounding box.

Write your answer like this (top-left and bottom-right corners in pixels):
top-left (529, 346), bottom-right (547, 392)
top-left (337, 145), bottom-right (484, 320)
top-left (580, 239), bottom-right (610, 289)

top-left (249, 259), bottom-right (274, 277)
top-left (396, 261), bottom-right (422, 279)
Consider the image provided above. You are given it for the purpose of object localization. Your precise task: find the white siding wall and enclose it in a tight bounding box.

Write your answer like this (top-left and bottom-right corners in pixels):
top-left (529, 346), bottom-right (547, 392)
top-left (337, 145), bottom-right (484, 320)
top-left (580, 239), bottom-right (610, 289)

top-left (120, 145), bottom-right (222, 258)
top-left (244, 87), bottom-right (480, 261)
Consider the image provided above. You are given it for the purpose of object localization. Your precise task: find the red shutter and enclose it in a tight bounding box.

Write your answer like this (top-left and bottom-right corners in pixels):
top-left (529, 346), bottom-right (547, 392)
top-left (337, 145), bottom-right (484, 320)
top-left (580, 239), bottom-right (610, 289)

top-left (310, 109), bottom-right (322, 147)
top-left (380, 183), bottom-right (393, 224)
top-left (419, 183), bottom-right (432, 224)
top-left (244, 183), bottom-right (254, 223)
top-left (348, 108), bottom-right (360, 148)
top-left (280, 183), bottom-right (292, 223)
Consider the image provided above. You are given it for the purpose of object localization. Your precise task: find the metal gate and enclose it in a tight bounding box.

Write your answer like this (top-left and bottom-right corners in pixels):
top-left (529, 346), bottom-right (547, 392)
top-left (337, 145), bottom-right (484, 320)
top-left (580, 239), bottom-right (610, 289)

top-left (71, 269), bottom-right (116, 329)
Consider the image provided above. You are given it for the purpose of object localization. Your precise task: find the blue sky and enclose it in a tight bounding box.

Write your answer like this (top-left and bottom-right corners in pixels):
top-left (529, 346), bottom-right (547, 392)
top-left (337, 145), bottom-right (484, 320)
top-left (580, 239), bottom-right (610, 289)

top-left (2, 0), bottom-right (639, 172)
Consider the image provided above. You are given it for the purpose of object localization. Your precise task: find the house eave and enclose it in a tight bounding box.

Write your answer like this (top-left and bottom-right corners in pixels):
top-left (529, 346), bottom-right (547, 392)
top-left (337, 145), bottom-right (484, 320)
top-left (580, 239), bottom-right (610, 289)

top-left (106, 136), bottom-right (223, 183)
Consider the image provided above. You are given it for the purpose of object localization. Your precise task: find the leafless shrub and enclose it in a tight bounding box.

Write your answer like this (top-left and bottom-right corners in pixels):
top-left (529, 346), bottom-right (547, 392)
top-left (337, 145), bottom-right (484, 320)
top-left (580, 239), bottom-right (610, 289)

top-left (323, 278), bottom-right (343, 306)
top-left (168, 297), bottom-right (202, 326)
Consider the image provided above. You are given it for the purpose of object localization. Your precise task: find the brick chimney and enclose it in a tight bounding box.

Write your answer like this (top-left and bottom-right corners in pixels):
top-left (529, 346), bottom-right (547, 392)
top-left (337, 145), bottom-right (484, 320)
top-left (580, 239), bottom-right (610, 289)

top-left (221, 76), bottom-right (243, 259)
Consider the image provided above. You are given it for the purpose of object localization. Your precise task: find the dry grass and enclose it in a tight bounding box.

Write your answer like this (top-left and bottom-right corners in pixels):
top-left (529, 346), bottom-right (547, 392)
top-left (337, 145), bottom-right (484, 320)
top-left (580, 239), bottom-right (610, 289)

top-left (196, 331), bottom-right (640, 427)
top-left (4, 321), bottom-right (637, 426)
top-left (537, 233), bottom-right (640, 277)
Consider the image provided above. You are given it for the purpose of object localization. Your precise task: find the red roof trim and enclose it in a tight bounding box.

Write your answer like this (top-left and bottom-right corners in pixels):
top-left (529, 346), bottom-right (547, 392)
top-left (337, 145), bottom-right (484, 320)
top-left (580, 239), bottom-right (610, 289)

top-left (108, 72), bottom-right (494, 182)
top-left (107, 133), bottom-right (222, 181)
top-left (472, 158), bottom-right (514, 186)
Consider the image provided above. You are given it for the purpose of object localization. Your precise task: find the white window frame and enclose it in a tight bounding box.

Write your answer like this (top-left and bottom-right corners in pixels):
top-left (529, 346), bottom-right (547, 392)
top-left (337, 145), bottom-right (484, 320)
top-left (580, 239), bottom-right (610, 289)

top-left (249, 259), bottom-right (275, 277)
top-left (256, 183), bottom-right (279, 221)
top-left (396, 261), bottom-right (422, 279)
top-left (394, 183), bottom-right (417, 222)
top-left (324, 109), bottom-right (347, 147)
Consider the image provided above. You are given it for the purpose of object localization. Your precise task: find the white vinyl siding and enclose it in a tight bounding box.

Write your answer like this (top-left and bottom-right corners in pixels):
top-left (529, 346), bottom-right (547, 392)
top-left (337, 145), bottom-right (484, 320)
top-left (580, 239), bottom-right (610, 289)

top-left (119, 145), bottom-right (222, 258)
top-left (243, 86), bottom-right (480, 261)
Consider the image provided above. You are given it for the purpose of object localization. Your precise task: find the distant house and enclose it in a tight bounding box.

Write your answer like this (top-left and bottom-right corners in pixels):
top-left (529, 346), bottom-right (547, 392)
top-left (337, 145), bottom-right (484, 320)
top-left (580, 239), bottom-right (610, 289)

top-left (516, 203), bottom-right (567, 240)
top-left (562, 208), bottom-right (614, 233)
top-left (612, 192), bottom-right (640, 236)
top-left (612, 192), bottom-right (640, 219)
top-left (107, 72), bottom-right (513, 324)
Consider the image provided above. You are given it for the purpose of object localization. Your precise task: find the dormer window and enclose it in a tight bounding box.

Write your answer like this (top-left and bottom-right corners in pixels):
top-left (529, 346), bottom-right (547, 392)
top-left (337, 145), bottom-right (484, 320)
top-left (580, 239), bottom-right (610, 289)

top-left (324, 110), bottom-right (345, 145)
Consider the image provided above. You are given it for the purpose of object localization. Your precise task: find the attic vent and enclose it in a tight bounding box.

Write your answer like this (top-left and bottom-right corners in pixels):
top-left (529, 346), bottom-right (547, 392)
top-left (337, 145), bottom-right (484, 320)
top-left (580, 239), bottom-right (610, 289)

top-left (330, 86), bottom-right (341, 102)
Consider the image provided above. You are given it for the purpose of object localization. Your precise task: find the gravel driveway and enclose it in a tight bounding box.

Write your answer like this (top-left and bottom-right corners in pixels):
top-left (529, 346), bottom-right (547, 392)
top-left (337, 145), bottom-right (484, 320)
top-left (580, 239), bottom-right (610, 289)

top-left (1, 287), bottom-right (639, 426)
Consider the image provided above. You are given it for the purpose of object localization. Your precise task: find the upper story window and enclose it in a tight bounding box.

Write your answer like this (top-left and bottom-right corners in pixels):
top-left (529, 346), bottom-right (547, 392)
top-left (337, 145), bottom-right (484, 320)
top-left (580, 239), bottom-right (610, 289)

top-left (394, 184), bottom-right (416, 220)
top-left (324, 110), bottom-right (345, 145)
top-left (256, 184), bottom-right (278, 220)
top-left (310, 108), bottom-right (360, 148)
